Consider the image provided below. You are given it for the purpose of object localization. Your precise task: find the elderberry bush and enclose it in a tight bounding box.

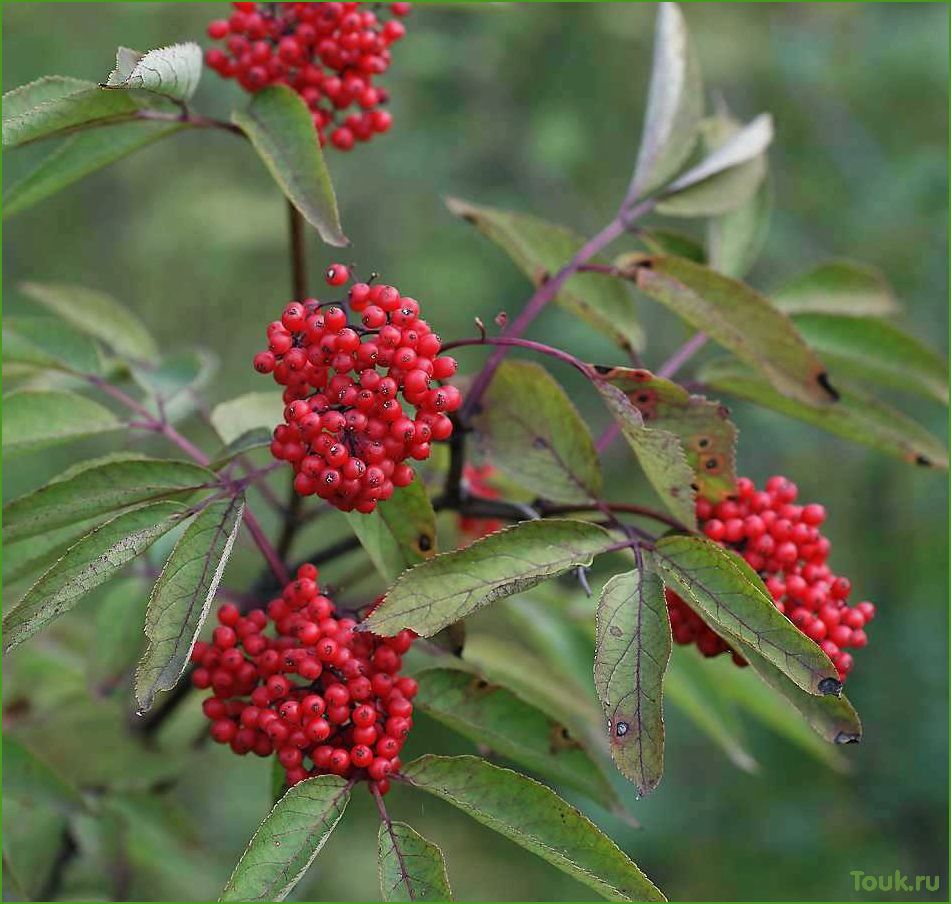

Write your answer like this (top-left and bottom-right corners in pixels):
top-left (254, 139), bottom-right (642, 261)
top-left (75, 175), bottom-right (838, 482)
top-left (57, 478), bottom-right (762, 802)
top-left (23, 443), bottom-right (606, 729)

top-left (2, 3), bottom-right (947, 902)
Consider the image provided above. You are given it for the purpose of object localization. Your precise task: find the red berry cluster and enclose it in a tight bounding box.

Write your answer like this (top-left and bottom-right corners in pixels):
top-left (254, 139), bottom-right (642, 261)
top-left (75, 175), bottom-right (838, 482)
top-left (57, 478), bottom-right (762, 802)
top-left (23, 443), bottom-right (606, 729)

top-left (667, 475), bottom-right (876, 681)
top-left (205, 2), bottom-right (409, 150)
top-left (192, 565), bottom-right (417, 795)
top-left (458, 463), bottom-right (503, 542)
top-left (253, 264), bottom-right (459, 513)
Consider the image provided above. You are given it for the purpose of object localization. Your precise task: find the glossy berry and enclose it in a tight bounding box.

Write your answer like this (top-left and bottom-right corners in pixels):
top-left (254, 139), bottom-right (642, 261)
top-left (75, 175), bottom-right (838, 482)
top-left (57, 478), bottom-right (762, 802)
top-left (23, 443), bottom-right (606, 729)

top-left (204, 2), bottom-right (409, 150)
top-left (193, 566), bottom-right (416, 794)
top-left (669, 475), bottom-right (876, 682)
top-left (253, 267), bottom-right (459, 513)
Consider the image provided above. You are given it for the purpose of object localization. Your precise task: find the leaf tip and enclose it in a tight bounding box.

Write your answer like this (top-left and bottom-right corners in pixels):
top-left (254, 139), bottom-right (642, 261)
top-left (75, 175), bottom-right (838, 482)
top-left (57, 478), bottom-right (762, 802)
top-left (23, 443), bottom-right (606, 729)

top-left (834, 730), bottom-right (861, 745)
top-left (816, 371), bottom-right (840, 402)
top-left (817, 676), bottom-right (843, 697)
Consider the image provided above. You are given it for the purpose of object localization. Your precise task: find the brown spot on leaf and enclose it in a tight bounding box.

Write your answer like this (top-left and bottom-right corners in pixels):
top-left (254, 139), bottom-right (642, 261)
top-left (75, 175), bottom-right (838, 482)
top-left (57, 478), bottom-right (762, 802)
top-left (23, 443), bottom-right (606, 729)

top-left (609, 625), bottom-right (623, 637)
top-left (915, 455), bottom-right (933, 467)
top-left (417, 533), bottom-right (433, 552)
top-left (549, 724), bottom-right (582, 753)
top-left (816, 372), bottom-right (840, 401)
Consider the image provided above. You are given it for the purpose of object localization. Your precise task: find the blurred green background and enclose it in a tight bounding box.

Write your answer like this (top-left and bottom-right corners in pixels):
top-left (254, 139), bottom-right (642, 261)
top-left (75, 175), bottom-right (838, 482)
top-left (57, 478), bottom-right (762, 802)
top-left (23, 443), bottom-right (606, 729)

top-left (3, 3), bottom-right (948, 902)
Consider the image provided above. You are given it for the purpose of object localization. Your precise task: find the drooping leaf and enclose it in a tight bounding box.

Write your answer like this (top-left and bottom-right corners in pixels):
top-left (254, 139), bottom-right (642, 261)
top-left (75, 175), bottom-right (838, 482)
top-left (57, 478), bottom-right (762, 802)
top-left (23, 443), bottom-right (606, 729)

top-left (232, 85), bottom-right (346, 247)
top-left (4, 456), bottom-right (213, 543)
top-left (594, 364), bottom-right (737, 501)
top-left (220, 775), bottom-right (350, 902)
top-left (3, 119), bottom-right (183, 219)
top-left (595, 380), bottom-right (697, 528)
top-left (2, 81), bottom-right (143, 148)
top-left (135, 496), bottom-right (245, 711)
top-left (699, 358), bottom-right (948, 470)
top-left (473, 360), bottom-right (602, 504)
top-left (20, 281), bottom-right (160, 363)
top-left (3, 516), bottom-right (105, 589)
top-left (3, 316), bottom-right (103, 375)
top-left (771, 260), bottom-right (900, 317)
top-left (628, 1), bottom-right (703, 199)
top-left (656, 114), bottom-right (772, 217)
top-left (791, 314), bottom-right (948, 404)
top-left (2, 502), bottom-right (186, 653)
top-left (210, 391), bottom-right (283, 445)
top-left (707, 172), bottom-right (772, 279)
top-left (620, 254), bottom-right (838, 406)
top-left (360, 519), bottom-right (619, 637)
top-left (378, 822), bottom-right (453, 903)
top-left (413, 667), bottom-right (618, 809)
top-left (103, 43), bottom-right (202, 101)
top-left (89, 577), bottom-right (150, 694)
top-left (2, 389), bottom-right (121, 455)
top-left (594, 568), bottom-right (671, 797)
top-left (652, 535), bottom-right (841, 696)
top-left (446, 197), bottom-right (644, 353)
top-left (402, 755), bottom-right (665, 902)
top-left (345, 479), bottom-right (437, 584)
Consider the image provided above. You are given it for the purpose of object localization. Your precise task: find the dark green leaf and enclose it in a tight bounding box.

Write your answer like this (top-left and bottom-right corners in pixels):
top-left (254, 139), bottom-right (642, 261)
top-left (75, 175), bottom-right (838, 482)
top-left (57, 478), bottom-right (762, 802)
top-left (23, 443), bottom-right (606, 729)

top-left (103, 43), bottom-right (202, 101)
top-left (211, 391), bottom-right (283, 445)
top-left (3, 516), bottom-right (105, 588)
top-left (628, 1), bottom-right (703, 199)
top-left (771, 260), bottom-right (900, 317)
top-left (20, 281), bottom-right (159, 363)
top-left (595, 568), bottom-right (671, 797)
top-left (3, 501), bottom-right (186, 653)
top-left (623, 254), bottom-right (837, 406)
top-left (474, 360), bottom-right (602, 504)
top-left (89, 577), bottom-right (150, 694)
top-left (699, 358), bottom-right (948, 470)
top-left (345, 479), bottom-right (437, 584)
top-left (378, 821), bottom-right (453, 903)
top-left (414, 667), bottom-right (618, 809)
top-left (2, 389), bottom-right (121, 455)
top-left (402, 755), bottom-right (665, 902)
top-left (446, 197), bottom-right (644, 353)
top-left (3, 119), bottom-right (183, 218)
top-left (135, 496), bottom-right (245, 711)
top-left (792, 314), bottom-right (948, 404)
top-left (361, 519), bottom-right (619, 637)
top-left (595, 380), bottom-right (697, 528)
top-left (4, 456), bottom-right (213, 543)
top-left (633, 229), bottom-right (705, 263)
top-left (220, 775), bottom-right (351, 902)
top-left (211, 428), bottom-right (273, 468)
top-left (653, 535), bottom-right (841, 696)
top-left (232, 85), bottom-right (346, 247)
top-left (2, 735), bottom-right (85, 813)
top-left (3, 316), bottom-right (102, 375)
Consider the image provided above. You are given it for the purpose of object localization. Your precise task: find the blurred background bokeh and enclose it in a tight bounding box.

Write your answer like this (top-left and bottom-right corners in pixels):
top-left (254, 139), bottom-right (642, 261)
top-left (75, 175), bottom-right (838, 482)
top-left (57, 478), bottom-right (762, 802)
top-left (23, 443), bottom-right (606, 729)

top-left (3, 3), bottom-right (948, 902)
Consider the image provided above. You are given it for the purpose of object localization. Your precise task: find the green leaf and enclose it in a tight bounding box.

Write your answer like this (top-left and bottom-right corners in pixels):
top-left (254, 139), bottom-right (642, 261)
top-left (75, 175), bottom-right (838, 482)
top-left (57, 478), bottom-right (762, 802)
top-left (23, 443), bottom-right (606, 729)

top-left (699, 358), bottom-right (948, 470)
top-left (2, 501), bottom-right (186, 653)
top-left (2, 735), bottom-right (85, 813)
top-left (89, 577), bottom-right (150, 694)
top-left (413, 667), bottom-right (618, 809)
top-left (622, 255), bottom-right (837, 406)
top-left (473, 360), bottom-right (602, 504)
top-left (4, 456), bottom-right (213, 543)
top-left (446, 197), bottom-right (644, 353)
top-left (633, 228), bottom-right (705, 263)
top-left (791, 314), bottom-right (948, 405)
top-left (595, 380), bottom-right (697, 528)
top-left (232, 85), bottom-right (346, 247)
top-left (594, 568), bottom-right (671, 797)
top-left (210, 391), bottom-right (283, 445)
top-left (211, 428), bottom-right (273, 468)
top-left (103, 43), bottom-right (202, 101)
top-left (771, 260), bottom-right (900, 317)
top-left (3, 119), bottom-right (183, 219)
top-left (594, 364), bottom-right (737, 502)
top-left (2, 81), bottom-right (142, 148)
top-left (220, 775), bottom-right (350, 902)
top-left (132, 349), bottom-right (217, 405)
top-left (402, 755), bottom-right (665, 902)
top-left (345, 479), bottom-right (437, 584)
top-left (653, 534), bottom-right (841, 696)
top-left (628, 1), bottom-right (703, 199)
top-left (3, 76), bottom-right (93, 121)
top-left (3, 316), bottom-right (102, 375)
top-left (361, 519), bottom-right (619, 637)
top-left (135, 496), bottom-right (245, 711)
top-left (708, 174), bottom-right (772, 279)
top-left (378, 821), bottom-right (453, 903)
top-left (20, 281), bottom-right (160, 363)
top-left (2, 389), bottom-right (121, 455)
top-left (656, 114), bottom-right (772, 217)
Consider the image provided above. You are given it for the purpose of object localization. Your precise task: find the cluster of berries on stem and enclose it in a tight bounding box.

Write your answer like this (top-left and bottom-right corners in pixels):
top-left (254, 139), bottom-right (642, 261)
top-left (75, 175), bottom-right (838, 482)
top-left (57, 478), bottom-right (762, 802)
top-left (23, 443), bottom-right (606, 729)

top-left (253, 263), bottom-right (459, 513)
top-left (205, 2), bottom-right (409, 150)
top-left (193, 564), bottom-right (417, 795)
top-left (666, 475), bottom-right (875, 681)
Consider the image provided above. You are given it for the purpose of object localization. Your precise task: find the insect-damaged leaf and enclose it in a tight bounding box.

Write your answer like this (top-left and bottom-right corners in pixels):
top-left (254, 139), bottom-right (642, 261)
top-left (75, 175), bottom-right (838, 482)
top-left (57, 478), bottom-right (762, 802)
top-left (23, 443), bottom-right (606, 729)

top-left (378, 821), bottom-right (453, 902)
top-left (594, 364), bottom-right (737, 501)
top-left (102, 43), bottom-right (203, 102)
top-left (595, 568), bottom-right (671, 797)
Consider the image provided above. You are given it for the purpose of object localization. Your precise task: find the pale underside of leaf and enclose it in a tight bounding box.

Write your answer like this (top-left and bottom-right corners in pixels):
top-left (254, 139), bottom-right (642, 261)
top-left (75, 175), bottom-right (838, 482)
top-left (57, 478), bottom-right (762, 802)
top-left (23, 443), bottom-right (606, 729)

top-left (103, 43), bottom-right (203, 102)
